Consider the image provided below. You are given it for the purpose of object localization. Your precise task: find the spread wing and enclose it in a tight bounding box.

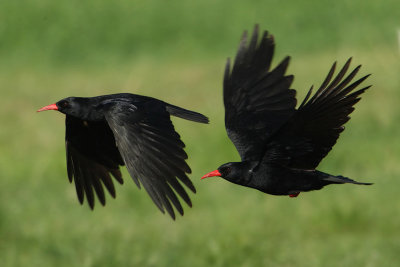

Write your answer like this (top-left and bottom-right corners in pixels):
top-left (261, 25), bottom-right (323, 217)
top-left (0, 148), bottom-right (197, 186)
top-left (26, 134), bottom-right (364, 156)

top-left (224, 25), bottom-right (297, 161)
top-left (65, 116), bottom-right (124, 209)
top-left (264, 58), bottom-right (370, 169)
top-left (104, 100), bottom-right (195, 220)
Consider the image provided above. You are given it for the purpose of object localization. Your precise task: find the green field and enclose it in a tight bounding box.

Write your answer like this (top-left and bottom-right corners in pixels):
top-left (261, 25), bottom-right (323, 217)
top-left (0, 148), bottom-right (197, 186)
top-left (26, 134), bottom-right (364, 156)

top-left (1, 0), bottom-right (400, 266)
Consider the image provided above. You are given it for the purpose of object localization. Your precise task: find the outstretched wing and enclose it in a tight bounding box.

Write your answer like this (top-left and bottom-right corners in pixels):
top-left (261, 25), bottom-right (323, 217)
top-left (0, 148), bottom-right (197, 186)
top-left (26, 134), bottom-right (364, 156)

top-left (265, 58), bottom-right (370, 169)
top-left (65, 116), bottom-right (124, 209)
top-left (104, 100), bottom-right (196, 220)
top-left (224, 25), bottom-right (297, 161)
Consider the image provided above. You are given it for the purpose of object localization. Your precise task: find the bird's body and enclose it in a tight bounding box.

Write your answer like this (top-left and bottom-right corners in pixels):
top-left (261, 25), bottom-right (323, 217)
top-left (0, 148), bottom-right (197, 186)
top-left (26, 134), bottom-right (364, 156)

top-left (202, 25), bottom-right (372, 196)
top-left (38, 93), bottom-right (209, 219)
top-left (227, 161), bottom-right (367, 197)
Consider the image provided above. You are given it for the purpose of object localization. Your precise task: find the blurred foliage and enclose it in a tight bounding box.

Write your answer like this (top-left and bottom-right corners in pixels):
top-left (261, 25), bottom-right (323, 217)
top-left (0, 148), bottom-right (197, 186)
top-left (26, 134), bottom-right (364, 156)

top-left (1, 0), bottom-right (400, 266)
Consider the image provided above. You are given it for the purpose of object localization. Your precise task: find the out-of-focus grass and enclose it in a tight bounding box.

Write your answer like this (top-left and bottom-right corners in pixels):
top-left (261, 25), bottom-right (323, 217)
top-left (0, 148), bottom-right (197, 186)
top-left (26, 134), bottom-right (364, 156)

top-left (1, 0), bottom-right (399, 67)
top-left (1, 0), bottom-right (400, 266)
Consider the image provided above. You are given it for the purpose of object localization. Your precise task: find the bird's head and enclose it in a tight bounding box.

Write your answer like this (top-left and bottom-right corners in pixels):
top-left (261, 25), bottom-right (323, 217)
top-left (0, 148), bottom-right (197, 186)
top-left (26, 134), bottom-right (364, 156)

top-left (37, 97), bottom-right (98, 120)
top-left (201, 162), bottom-right (254, 185)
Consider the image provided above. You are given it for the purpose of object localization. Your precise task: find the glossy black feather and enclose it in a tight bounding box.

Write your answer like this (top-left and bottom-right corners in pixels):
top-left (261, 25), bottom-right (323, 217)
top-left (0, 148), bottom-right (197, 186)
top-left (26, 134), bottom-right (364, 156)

top-left (266, 58), bottom-right (371, 169)
top-left (104, 100), bottom-right (196, 219)
top-left (65, 116), bottom-right (123, 208)
top-left (224, 25), bottom-right (297, 161)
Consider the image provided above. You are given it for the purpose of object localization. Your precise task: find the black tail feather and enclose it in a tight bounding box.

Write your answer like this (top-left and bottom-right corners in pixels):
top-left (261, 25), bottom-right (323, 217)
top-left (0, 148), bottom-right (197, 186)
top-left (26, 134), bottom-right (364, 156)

top-left (166, 104), bottom-right (209, 124)
top-left (324, 175), bottom-right (373, 185)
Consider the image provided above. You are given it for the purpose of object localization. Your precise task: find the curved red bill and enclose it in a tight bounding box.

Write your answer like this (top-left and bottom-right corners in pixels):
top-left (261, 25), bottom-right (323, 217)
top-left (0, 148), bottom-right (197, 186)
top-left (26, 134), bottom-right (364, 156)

top-left (201, 170), bottom-right (221, 179)
top-left (37, 103), bottom-right (58, 112)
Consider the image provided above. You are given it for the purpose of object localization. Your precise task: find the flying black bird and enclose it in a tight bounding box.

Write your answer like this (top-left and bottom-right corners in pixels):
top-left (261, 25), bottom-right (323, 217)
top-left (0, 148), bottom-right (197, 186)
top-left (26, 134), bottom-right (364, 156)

top-left (201, 25), bottom-right (372, 197)
top-left (38, 93), bottom-right (208, 219)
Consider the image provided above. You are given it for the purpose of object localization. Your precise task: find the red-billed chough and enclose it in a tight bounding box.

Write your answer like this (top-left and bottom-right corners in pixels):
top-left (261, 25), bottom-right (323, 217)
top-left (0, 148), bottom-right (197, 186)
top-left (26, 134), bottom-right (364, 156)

top-left (38, 93), bottom-right (208, 219)
top-left (202, 25), bottom-right (372, 197)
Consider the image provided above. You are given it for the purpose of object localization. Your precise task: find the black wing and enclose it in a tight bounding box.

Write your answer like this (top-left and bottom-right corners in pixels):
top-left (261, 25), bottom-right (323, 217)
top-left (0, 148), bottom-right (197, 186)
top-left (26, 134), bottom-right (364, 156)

top-left (224, 25), bottom-right (297, 161)
top-left (104, 100), bottom-right (195, 220)
top-left (65, 116), bottom-right (124, 209)
top-left (264, 58), bottom-right (370, 169)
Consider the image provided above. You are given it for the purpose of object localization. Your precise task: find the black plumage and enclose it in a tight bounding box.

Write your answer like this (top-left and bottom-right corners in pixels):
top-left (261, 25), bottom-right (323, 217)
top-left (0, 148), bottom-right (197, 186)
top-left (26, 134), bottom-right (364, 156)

top-left (202, 25), bottom-right (372, 197)
top-left (38, 93), bottom-right (208, 219)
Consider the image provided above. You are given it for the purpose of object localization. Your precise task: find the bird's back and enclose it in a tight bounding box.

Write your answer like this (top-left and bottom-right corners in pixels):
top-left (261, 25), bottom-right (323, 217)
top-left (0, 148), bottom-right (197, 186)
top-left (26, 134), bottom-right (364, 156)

top-left (88, 93), bottom-right (208, 124)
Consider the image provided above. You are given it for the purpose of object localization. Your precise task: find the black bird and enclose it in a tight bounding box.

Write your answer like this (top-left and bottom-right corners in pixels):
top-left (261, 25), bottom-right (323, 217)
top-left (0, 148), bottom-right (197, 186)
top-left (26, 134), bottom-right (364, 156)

top-left (201, 25), bottom-right (372, 197)
top-left (38, 93), bottom-right (208, 219)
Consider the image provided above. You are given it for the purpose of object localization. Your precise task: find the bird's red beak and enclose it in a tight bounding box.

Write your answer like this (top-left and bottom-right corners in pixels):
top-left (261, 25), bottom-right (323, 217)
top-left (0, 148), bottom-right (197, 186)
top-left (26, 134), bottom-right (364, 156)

top-left (37, 104), bottom-right (58, 112)
top-left (201, 170), bottom-right (221, 179)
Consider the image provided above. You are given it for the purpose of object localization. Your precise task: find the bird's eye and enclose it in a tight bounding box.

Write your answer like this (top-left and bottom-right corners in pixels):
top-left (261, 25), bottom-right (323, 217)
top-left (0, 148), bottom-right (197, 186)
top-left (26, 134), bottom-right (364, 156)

top-left (60, 101), bottom-right (69, 108)
top-left (225, 167), bottom-right (231, 174)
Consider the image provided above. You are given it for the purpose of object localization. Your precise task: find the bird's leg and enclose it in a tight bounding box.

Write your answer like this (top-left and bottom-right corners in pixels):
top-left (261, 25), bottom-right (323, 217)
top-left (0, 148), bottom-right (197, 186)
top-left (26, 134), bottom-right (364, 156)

top-left (289, 192), bottom-right (300, 198)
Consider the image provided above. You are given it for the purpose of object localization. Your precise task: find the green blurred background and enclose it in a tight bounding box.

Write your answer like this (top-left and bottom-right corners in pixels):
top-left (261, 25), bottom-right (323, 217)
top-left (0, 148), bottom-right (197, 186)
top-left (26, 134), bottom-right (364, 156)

top-left (1, 0), bottom-right (400, 266)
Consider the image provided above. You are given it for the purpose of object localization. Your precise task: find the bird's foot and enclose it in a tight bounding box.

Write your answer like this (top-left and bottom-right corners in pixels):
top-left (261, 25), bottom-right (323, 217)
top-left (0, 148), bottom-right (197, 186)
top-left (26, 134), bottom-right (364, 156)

top-left (289, 192), bottom-right (300, 198)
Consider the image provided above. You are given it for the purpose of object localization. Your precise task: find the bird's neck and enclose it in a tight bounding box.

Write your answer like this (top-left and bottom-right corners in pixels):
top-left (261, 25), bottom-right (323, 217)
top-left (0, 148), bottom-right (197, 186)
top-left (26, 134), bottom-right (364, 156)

top-left (230, 161), bottom-right (258, 186)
